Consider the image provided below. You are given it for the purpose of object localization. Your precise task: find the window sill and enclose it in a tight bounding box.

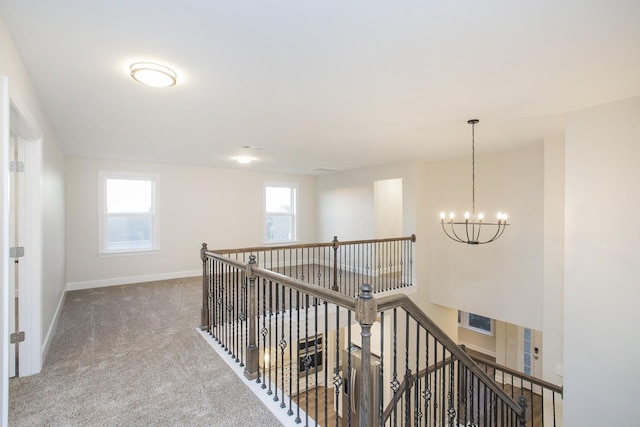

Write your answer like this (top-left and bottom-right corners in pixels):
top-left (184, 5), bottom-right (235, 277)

top-left (99, 248), bottom-right (160, 258)
top-left (263, 240), bottom-right (299, 246)
top-left (459, 325), bottom-right (494, 336)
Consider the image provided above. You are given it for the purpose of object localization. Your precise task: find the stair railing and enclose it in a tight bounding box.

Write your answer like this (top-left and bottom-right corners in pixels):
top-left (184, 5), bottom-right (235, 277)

top-left (467, 351), bottom-right (563, 427)
top-left (209, 235), bottom-right (415, 297)
top-left (199, 238), bottom-right (527, 426)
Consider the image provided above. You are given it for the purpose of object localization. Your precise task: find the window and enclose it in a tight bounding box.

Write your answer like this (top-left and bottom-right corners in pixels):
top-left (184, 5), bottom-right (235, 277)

top-left (264, 182), bottom-right (297, 243)
top-left (458, 311), bottom-right (493, 336)
top-left (99, 172), bottom-right (158, 254)
top-left (523, 328), bottom-right (532, 375)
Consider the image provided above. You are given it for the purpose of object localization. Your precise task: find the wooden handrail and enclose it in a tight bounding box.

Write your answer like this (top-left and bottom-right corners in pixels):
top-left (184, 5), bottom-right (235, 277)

top-left (252, 266), bottom-right (358, 311)
top-left (210, 234), bottom-right (416, 255)
top-left (204, 249), bottom-right (358, 310)
top-left (468, 352), bottom-right (563, 396)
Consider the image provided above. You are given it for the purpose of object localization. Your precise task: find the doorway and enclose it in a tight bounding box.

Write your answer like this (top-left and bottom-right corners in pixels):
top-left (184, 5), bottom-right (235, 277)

top-left (8, 137), bottom-right (25, 378)
top-left (523, 327), bottom-right (543, 379)
top-left (1, 81), bottom-right (43, 384)
top-left (373, 178), bottom-right (402, 238)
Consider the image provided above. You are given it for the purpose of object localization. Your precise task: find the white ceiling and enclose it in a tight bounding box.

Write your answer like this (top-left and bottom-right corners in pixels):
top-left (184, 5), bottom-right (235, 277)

top-left (1, 1), bottom-right (639, 175)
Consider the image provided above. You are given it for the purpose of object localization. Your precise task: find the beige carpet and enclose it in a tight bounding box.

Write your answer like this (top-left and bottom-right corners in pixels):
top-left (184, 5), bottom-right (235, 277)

top-left (9, 277), bottom-right (283, 427)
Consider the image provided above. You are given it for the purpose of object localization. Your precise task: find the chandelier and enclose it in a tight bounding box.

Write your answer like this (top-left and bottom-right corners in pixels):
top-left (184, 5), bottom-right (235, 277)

top-left (440, 119), bottom-right (509, 245)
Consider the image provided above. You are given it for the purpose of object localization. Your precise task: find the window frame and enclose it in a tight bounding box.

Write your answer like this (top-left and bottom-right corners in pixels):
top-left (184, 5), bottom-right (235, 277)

top-left (264, 181), bottom-right (298, 244)
top-left (98, 171), bottom-right (159, 256)
top-left (458, 310), bottom-right (494, 336)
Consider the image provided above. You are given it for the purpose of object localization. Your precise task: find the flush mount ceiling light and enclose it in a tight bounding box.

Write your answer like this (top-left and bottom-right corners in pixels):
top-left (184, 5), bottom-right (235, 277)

top-left (234, 155), bottom-right (253, 164)
top-left (439, 119), bottom-right (509, 245)
top-left (130, 62), bottom-right (177, 87)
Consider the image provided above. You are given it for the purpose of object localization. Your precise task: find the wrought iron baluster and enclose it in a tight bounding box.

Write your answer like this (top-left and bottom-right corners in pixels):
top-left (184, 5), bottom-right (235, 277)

top-left (295, 290), bottom-right (301, 424)
top-left (391, 308), bottom-right (398, 427)
top-left (414, 323), bottom-right (421, 427)
top-left (366, 241), bottom-right (372, 293)
top-left (347, 310), bottom-right (352, 427)
top-left (260, 278), bottom-right (267, 388)
top-left (304, 294), bottom-right (309, 427)
top-left (239, 272), bottom-right (246, 367)
top-left (323, 298), bottom-right (329, 426)
top-left (385, 240), bottom-right (389, 292)
top-left (267, 280), bottom-right (273, 396)
top-left (333, 305), bottom-right (341, 427)
top-left (209, 260), bottom-right (219, 341)
top-left (404, 311), bottom-right (410, 427)
top-left (314, 296), bottom-right (319, 425)
top-left (553, 390), bottom-right (557, 427)
top-left (223, 262), bottom-right (229, 352)
top-left (425, 329), bottom-right (431, 427)
top-left (287, 285), bottom-right (294, 416)
top-left (378, 311), bottom-right (384, 426)
top-left (272, 281), bottom-right (279, 402)
top-left (441, 343), bottom-right (446, 426)
top-left (456, 358), bottom-right (461, 427)
top-left (232, 267), bottom-right (238, 362)
top-left (433, 341), bottom-right (439, 425)
top-left (279, 282), bottom-right (287, 408)
top-left (448, 349), bottom-right (456, 427)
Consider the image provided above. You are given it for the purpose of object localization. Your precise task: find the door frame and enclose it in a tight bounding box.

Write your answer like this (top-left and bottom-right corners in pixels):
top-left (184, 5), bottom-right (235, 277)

top-left (8, 92), bottom-right (43, 378)
top-left (1, 76), bottom-right (43, 427)
top-left (1, 75), bottom-right (10, 427)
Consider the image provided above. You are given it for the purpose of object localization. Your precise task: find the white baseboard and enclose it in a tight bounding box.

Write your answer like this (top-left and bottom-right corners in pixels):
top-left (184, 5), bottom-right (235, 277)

top-left (65, 269), bottom-right (201, 292)
top-left (42, 289), bottom-right (66, 361)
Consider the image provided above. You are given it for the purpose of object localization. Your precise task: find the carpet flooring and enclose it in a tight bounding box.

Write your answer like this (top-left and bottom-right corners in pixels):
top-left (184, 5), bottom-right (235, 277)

top-left (9, 277), bottom-right (283, 427)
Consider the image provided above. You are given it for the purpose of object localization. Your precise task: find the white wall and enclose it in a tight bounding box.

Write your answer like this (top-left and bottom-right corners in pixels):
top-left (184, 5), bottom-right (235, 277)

top-left (564, 95), bottom-right (640, 425)
top-left (458, 326), bottom-right (496, 356)
top-left (65, 157), bottom-right (316, 287)
top-left (315, 161), bottom-right (457, 337)
top-left (41, 142), bottom-right (65, 350)
top-left (430, 143), bottom-right (545, 330)
top-left (543, 136), bottom-right (565, 386)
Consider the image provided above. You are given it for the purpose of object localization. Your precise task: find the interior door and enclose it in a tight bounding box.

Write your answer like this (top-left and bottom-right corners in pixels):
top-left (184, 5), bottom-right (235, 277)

top-left (8, 137), bottom-right (25, 378)
top-left (531, 329), bottom-right (543, 379)
top-left (524, 327), bottom-right (543, 378)
top-left (7, 137), bottom-right (15, 378)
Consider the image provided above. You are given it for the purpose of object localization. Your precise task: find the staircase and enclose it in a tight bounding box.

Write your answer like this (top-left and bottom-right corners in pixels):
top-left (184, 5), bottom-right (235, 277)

top-left (198, 236), bottom-right (560, 426)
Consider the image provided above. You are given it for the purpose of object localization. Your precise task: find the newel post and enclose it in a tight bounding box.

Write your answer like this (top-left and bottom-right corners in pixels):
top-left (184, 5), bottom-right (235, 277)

top-left (518, 395), bottom-right (528, 427)
top-left (332, 236), bottom-right (340, 291)
top-left (200, 243), bottom-right (210, 331)
top-left (356, 283), bottom-right (378, 427)
top-left (244, 255), bottom-right (260, 380)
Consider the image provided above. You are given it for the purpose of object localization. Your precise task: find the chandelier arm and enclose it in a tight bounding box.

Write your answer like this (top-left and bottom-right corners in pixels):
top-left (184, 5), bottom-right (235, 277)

top-left (465, 221), bottom-right (472, 243)
top-left (449, 222), bottom-right (469, 243)
top-left (491, 223), bottom-right (509, 242)
top-left (473, 222), bottom-right (481, 243)
top-left (441, 222), bottom-right (465, 243)
top-left (477, 222), bottom-right (508, 244)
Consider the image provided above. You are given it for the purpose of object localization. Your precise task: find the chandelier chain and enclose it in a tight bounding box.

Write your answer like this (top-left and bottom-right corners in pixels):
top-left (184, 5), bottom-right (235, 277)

top-left (471, 120), bottom-right (475, 216)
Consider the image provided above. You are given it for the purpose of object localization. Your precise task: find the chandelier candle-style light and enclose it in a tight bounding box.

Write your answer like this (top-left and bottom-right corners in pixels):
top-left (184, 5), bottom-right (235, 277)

top-left (440, 119), bottom-right (509, 245)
